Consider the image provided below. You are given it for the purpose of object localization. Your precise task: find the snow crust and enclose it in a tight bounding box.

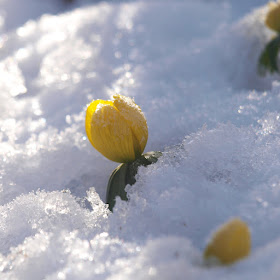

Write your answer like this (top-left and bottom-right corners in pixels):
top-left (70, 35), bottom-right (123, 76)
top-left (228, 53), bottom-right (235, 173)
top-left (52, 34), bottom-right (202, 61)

top-left (1, 0), bottom-right (280, 279)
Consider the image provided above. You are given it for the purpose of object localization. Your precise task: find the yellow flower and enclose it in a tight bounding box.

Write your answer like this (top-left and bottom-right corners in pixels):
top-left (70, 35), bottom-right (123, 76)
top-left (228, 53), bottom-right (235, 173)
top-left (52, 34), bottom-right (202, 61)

top-left (265, 1), bottom-right (280, 32)
top-left (85, 94), bottom-right (148, 163)
top-left (204, 218), bottom-right (251, 265)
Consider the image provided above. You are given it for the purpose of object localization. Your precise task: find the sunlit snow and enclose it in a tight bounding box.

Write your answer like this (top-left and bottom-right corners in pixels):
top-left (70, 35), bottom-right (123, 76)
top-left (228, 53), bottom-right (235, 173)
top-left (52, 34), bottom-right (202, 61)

top-left (1, 0), bottom-right (280, 279)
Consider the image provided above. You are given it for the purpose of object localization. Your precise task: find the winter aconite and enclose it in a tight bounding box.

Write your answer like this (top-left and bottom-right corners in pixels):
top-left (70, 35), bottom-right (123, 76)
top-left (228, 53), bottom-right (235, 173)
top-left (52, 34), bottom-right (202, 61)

top-left (204, 218), bottom-right (251, 265)
top-left (265, 1), bottom-right (280, 32)
top-left (85, 94), bottom-right (148, 163)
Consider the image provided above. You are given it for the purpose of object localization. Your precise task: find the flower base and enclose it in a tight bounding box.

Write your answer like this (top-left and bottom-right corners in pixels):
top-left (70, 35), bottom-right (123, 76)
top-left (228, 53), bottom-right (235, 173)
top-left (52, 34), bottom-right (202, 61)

top-left (106, 151), bottom-right (162, 211)
top-left (258, 34), bottom-right (280, 75)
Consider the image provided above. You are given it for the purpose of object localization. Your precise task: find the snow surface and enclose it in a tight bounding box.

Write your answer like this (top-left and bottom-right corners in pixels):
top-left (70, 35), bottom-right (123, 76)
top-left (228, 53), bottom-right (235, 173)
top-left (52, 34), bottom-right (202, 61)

top-left (1, 0), bottom-right (280, 279)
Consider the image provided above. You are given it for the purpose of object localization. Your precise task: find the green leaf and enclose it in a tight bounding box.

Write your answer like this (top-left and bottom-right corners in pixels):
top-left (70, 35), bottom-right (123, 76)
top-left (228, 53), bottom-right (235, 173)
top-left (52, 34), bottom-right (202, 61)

top-left (258, 34), bottom-right (280, 76)
top-left (106, 151), bottom-right (162, 211)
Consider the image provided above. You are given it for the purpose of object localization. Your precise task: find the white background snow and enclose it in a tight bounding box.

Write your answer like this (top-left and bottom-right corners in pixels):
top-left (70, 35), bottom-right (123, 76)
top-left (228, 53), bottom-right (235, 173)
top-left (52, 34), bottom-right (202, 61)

top-left (1, 0), bottom-right (280, 279)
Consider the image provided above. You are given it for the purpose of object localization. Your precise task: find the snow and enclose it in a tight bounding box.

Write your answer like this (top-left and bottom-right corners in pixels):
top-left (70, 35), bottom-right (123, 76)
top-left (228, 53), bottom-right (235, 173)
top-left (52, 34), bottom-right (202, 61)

top-left (1, 0), bottom-right (280, 279)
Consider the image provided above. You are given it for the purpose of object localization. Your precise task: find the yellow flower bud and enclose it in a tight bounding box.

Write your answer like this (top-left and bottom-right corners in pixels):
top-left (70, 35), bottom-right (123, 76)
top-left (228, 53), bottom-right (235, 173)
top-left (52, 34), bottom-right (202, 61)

top-left (265, 1), bottom-right (280, 32)
top-left (85, 94), bottom-right (148, 163)
top-left (204, 218), bottom-right (251, 265)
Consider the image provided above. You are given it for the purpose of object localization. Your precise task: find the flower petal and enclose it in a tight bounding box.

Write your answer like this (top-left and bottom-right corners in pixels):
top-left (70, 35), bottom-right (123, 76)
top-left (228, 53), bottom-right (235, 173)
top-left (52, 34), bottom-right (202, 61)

top-left (265, 1), bottom-right (280, 32)
top-left (85, 100), bottom-right (112, 148)
top-left (85, 99), bottom-right (137, 163)
top-left (204, 218), bottom-right (251, 265)
top-left (113, 94), bottom-right (148, 157)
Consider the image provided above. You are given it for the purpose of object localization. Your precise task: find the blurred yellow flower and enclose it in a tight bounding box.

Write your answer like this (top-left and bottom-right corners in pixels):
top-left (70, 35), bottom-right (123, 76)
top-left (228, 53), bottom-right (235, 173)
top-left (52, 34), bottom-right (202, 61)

top-left (204, 218), bottom-right (251, 265)
top-left (265, 1), bottom-right (280, 32)
top-left (85, 94), bottom-right (148, 163)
